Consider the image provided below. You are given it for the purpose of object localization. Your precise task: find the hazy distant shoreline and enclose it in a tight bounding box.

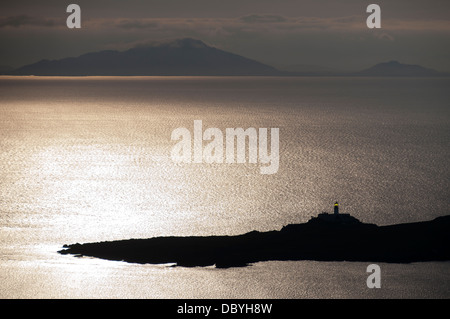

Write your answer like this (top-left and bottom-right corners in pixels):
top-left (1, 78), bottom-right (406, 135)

top-left (5, 39), bottom-right (449, 77)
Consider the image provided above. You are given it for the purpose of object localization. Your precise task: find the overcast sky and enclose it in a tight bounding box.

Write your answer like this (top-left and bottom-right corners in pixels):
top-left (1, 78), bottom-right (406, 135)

top-left (1, 0), bottom-right (449, 71)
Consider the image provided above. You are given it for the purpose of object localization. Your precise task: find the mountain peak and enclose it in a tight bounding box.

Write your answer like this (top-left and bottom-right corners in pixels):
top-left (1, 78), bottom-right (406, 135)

top-left (133, 38), bottom-right (210, 50)
top-left (386, 60), bottom-right (400, 65)
top-left (165, 38), bottom-right (209, 49)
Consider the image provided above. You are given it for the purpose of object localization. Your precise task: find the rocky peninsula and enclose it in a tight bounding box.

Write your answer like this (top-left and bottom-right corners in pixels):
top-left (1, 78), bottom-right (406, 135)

top-left (58, 213), bottom-right (450, 268)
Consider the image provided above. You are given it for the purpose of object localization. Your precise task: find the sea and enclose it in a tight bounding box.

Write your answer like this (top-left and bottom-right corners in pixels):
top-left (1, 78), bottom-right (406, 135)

top-left (0, 76), bottom-right (449, 298)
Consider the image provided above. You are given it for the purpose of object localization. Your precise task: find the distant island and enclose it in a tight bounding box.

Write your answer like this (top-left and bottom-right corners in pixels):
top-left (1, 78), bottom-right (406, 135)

top-left (11, 38), bottom-right (278, 76)
top-left (356, 60), bottom-right (442, 77)
top-left (7, 38), bottom-right (449, 77)
top-left (59, 203), bottom-right (450, 268)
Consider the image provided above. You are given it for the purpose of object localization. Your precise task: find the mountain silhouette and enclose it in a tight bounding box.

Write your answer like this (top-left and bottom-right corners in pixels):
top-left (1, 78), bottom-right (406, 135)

top-left (59, 214), bottom-right (450, 268)
top-left (357, 60), bottom-right (442, 77)
top-left (12, 38), bottom-right (279, 76)
top-left (10, 43), bottom-right (448, 77)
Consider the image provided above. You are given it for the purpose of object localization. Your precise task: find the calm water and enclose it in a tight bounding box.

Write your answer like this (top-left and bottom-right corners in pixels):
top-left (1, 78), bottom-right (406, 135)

top-left (0, 76), bottom-right (449, 298)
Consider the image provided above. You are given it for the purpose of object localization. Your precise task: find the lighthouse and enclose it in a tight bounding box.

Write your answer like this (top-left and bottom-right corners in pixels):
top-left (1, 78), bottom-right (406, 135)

top-left (313, 201), bottom-right (360, 224)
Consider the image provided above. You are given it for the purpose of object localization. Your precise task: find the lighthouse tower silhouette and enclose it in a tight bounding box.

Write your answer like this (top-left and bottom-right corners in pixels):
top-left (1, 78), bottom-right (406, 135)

top-left (334, 201), bottom-right (339, 215)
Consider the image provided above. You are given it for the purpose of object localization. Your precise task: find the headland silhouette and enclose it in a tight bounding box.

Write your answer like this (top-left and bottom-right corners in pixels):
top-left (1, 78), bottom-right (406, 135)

top-left (59, 203), bottom-right (450, 268)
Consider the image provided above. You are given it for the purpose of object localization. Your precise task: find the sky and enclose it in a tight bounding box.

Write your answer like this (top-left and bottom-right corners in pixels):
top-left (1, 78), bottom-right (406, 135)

top-left (1, 0), bottom-right (449, 71)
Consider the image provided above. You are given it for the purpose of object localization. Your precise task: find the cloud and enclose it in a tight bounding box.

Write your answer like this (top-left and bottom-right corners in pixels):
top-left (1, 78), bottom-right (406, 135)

top-left (238, 14), bottom-right (288, 24)
top-left (2, 13), bottom-right (449, 35)
top-left (82, 15), bottom-right (450, 35)
top-left (0, 14), bottom-right (63, 28)
top-left (108, 18), bottom-right (160, 30)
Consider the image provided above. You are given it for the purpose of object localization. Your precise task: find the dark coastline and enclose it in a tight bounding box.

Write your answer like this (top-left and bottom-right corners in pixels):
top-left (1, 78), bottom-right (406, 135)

top-left (58, 215), bottom-right (450, 268)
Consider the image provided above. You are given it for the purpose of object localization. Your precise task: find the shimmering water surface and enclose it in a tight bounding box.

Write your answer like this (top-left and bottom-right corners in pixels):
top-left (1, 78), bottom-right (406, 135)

top-left (0, 76), bottom-right (449, 298)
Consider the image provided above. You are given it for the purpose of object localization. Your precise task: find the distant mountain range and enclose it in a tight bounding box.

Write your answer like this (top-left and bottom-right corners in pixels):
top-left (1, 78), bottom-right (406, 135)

top-left (280, 60), bottom-right (445, 77)
top-left (6, 38), bottom-right (449, 77)
top-left (11, 38), bottom-right (278, 76)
